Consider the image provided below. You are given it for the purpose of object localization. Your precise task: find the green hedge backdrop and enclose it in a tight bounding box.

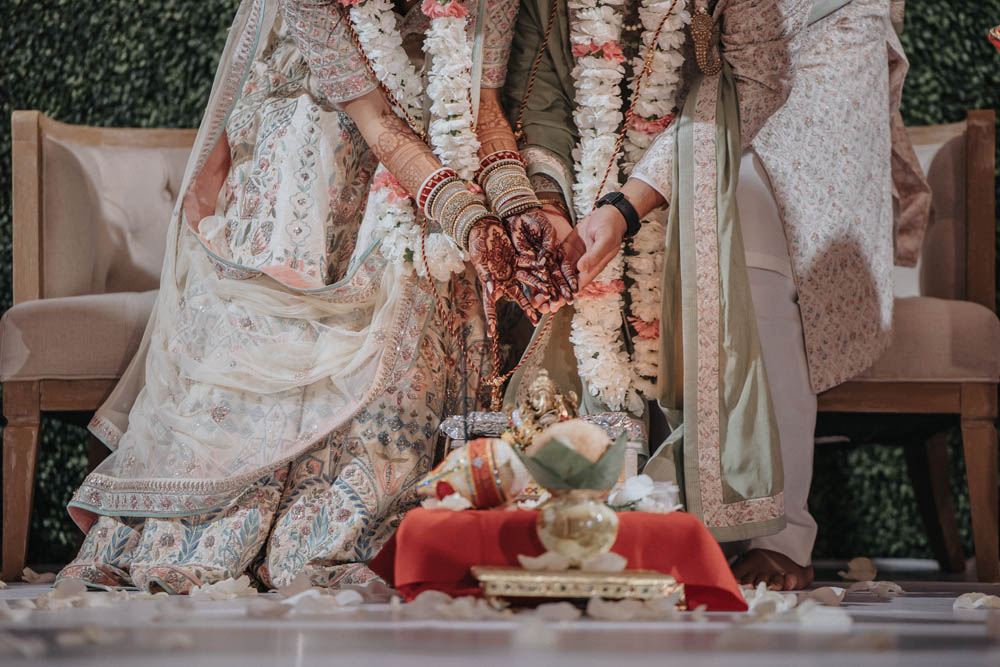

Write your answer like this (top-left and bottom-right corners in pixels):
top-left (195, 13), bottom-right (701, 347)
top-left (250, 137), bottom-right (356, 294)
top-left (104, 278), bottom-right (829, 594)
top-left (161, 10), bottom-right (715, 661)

top-left (1, 0), bottom-right (999, 565)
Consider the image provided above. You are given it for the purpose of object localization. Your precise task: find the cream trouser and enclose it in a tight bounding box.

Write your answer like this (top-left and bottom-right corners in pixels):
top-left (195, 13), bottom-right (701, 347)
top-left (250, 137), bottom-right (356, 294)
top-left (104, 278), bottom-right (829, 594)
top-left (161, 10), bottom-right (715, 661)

top-left (735, 151), bottom-right (818, 567)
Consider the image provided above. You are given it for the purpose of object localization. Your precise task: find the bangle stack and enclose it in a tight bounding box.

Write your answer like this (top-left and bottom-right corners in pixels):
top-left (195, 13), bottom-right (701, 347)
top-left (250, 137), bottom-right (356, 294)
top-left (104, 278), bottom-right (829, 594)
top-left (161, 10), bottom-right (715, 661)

top-left (477, 151), bottom-right (542, 219)
top-left (423, 170), bottom-right (496, 251)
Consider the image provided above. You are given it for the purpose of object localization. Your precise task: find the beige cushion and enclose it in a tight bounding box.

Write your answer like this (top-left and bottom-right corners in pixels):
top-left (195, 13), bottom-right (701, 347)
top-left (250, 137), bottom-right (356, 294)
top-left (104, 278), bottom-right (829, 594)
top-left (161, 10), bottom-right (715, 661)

top-left (0, 291), bottom-right (157, 381)
top-left (857, 296), bottom-right (1000, 383)
top-left (42, 137), bottom-right (189, 298)
top-left (895, 125), bottom-right (967, 301)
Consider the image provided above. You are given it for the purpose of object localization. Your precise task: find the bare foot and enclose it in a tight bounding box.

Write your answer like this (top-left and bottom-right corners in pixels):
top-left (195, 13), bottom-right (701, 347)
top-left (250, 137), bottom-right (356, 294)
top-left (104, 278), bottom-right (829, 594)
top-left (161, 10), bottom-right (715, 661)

top-left (731, 548), bottom-right (814, 591)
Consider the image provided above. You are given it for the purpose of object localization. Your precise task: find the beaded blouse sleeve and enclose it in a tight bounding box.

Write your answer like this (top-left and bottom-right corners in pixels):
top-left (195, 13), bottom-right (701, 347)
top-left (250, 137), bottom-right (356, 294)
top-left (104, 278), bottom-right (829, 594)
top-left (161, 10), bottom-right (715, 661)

top-left (631, 0), bottom-right (810, 202)
top-left (481, 0), bottom-right (521, 88)
top-left (279, 0), bottom-right (379, 104)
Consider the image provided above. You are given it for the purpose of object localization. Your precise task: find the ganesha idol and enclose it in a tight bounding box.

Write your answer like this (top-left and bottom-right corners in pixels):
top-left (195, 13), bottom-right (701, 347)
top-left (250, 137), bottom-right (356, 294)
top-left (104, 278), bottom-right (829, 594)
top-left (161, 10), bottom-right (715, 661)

top-left (418, 370), bottom-right (644, 509)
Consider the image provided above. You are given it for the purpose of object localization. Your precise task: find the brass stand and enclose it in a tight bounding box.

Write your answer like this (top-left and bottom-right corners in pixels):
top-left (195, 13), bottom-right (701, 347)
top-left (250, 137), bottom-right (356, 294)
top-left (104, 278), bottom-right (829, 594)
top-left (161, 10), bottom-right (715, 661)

top-left (472, 566), bottom-right (686, 608)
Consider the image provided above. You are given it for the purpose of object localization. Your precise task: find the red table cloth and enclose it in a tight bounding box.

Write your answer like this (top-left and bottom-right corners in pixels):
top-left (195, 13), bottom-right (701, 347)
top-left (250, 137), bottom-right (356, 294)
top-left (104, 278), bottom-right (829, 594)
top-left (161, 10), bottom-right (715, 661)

top-left (369, 508), bottom-right (747, 611)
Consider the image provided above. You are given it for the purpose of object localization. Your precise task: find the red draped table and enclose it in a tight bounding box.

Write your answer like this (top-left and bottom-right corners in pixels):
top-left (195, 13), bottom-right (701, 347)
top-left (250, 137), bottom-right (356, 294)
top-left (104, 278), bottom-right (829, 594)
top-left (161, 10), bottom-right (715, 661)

top-left (369, 508), bottom-right (747, 611)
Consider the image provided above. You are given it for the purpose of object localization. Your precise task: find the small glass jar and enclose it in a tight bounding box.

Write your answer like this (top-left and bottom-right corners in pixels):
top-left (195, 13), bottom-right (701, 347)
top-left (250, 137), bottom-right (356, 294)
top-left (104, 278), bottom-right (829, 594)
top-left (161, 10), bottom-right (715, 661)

top-left (536, 489), bottom-right (620, 566)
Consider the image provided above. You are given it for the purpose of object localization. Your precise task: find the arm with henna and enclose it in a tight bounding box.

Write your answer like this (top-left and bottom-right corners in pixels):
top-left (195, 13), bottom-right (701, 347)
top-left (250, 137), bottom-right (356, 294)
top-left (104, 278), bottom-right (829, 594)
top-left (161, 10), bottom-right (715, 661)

top-left (341, 89), bottom-right (539, 334)
top-left (476, 88), bottom-right (576, 301)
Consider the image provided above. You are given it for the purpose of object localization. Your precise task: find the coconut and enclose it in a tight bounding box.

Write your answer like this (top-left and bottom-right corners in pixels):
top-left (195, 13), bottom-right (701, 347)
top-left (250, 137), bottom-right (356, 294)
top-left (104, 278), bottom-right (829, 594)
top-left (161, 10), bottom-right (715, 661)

top-left (527, 419), bottom-right (611, 462)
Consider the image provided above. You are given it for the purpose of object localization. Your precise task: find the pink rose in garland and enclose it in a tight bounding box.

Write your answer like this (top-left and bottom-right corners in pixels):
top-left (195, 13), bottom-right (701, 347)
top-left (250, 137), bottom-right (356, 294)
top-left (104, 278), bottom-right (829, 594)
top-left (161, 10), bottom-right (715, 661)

top-left (578, 279), bottom-right (625, 299)
top-left (628, 317), bottom-right (659, 340)
top-left (571, 41), bottom-right (625, 64)
top-left (373, 170), bottom-right (411, 204)
top-left (338, 0), bottom-right (365, 6)
top-left (422, 0), bottom-right (468, 19)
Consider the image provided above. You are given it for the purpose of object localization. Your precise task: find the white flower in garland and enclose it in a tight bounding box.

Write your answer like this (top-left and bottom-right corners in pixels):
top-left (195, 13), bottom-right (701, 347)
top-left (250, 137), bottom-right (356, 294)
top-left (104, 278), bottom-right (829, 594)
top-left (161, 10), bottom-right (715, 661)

top-left (370, 167), bottom-right (466, 282)
top-left (345, 0), bottom-right (424, 124)
top-left (422, 0), bottom-right (481, 179)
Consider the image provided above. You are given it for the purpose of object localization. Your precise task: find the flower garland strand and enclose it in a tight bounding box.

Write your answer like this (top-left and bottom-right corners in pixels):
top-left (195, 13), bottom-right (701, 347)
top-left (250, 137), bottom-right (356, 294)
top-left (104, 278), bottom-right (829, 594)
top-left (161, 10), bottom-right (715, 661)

top-left (567, 0), bottom-right (688, 412)
top-left (567, 0), bottom-right (644, 414)
top-left (422, 0), bottom-right (482, 180)
top-left (345, 0), bottom-right (475, 279)
top-left (623, 0), bottom-right (690, 395)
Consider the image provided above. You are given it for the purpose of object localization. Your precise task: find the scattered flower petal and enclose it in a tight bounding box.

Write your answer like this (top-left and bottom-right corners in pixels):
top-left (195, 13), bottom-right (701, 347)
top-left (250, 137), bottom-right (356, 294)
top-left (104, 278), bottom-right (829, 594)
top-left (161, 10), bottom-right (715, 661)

top-left (517, 552), bottom-right (571, 571)
top-left (343, 580), bottom-right (396, 603)
top-left (421, 493), bottom-right (473, 511)
top-left (742, 582), bottom-right (798, 615)
top-left (586, 596), bottom-right (643, 621)
top-left (954, 592), bottom-right (1000, 610)
top-left (801, 587), bottom-right (847, 607)
top-left (838, 557), bottom-right (877, 582)
top-left (689, 604), bottom-right (709, 623)
top-left (581, 552), bottom-right (628, 573)
top-left (189, 575), bottom-right (258, 601)
top-left (847, 581), bottom-right (905, 600)
top-left (534, 602), bottom-right (582, 622)
top-left (21, 568), bottom-right (56, 584)
top-left (277, 572), bottom-right (312, 598)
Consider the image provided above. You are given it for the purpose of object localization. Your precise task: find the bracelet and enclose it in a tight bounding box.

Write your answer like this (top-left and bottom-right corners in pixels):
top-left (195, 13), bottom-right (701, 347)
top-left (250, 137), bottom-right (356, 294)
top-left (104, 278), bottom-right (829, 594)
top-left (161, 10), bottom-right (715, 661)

top-left (419, 167), bottom-right (460, 212)
top-left (434, 187), bottom-right (480, 238)
top-left (538, 195), bottom-right (571, 219)
top-left (480, 162), bottom-right (542, 218)
top-left (475, 150), bottom-right (524, 181)
top-left (424, 177), bottom-right (465, 222)
top-left (455, 209), bottom-right (500, 251)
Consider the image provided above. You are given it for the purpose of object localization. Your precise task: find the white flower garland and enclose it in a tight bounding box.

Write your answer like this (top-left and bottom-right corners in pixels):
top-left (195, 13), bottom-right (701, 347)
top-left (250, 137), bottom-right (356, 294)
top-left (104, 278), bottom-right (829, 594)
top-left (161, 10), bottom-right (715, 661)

top-left (568, 0), bottom-right (642, 414)
top-left (623, 0), bottom-right (690, 395)
top-left (422, 8), bottom-right (482, 179)
top-left (345, 0), bottom-right (475, 279)
top-left (568, 0), bottom-right (689, 412)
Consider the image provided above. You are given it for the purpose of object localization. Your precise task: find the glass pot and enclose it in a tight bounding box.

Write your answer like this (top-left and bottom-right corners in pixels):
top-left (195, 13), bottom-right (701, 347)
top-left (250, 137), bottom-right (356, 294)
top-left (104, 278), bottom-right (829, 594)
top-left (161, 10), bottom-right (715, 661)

top-left (535, 489), bottom-right (620, 566)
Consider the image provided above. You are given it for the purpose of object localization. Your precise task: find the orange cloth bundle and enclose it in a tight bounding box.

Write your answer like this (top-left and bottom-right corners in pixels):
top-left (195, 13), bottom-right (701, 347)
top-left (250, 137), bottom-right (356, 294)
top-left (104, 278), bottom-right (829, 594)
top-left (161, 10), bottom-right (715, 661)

top-left (369, 508), bottom-right (748, 612)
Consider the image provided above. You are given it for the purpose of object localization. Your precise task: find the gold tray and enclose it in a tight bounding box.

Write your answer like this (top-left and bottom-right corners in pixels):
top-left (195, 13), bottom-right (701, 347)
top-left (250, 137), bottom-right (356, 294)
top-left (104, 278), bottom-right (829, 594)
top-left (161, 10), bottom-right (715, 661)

top-left (471, 566), bottom-right (686, 607)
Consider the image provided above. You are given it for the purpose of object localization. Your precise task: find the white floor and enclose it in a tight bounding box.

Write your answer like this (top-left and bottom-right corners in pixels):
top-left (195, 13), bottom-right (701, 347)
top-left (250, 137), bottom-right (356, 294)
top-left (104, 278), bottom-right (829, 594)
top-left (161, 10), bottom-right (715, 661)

top-left (3, 578), bottom-right (1000, 666)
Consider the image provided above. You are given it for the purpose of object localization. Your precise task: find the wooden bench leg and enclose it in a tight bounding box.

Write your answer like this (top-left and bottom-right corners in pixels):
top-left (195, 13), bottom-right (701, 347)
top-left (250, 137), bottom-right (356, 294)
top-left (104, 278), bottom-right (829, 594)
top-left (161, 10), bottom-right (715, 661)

top-left (904, 431), bottom-right (965, 573)
top-left (2, 381), bottom-right (41, 581)
top-left (961, 416), bottom-right (1000, 582)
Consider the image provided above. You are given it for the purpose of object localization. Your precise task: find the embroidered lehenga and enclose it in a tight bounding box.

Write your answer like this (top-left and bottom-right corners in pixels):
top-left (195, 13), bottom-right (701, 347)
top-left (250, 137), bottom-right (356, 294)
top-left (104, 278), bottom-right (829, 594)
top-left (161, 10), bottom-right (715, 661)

top-left (59, 0), bottom-right (516, 593)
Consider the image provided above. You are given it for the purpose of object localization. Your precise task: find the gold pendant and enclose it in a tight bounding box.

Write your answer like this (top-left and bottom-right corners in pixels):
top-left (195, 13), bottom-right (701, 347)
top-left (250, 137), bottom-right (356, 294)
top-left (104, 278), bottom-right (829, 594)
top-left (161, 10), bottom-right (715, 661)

top-left (691, 8), bottom-right (722, 76)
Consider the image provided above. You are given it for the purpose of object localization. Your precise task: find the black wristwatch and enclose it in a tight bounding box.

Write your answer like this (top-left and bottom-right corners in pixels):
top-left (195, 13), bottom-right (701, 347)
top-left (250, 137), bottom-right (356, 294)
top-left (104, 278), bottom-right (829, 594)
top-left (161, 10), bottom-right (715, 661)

top-left (596, 191), bottom-right (641, 238)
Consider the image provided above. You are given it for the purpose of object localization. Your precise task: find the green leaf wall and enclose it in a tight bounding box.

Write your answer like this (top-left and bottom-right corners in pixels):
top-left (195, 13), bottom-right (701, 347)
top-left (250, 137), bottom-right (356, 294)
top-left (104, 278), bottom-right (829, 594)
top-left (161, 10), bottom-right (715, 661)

top-left (1, 0), bottom-right (998, 565)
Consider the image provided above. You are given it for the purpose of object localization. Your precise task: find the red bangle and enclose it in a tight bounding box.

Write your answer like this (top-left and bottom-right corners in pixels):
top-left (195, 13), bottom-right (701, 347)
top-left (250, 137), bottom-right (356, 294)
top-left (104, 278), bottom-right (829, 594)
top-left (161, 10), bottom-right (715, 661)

top-left (474, 150), bottom-right (524, 181)
top-left (418, 168), bottom-right (460, 211)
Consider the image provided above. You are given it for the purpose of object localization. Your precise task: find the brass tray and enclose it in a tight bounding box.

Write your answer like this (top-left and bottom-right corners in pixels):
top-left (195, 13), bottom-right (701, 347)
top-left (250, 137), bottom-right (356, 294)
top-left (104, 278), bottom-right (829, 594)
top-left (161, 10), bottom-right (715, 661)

top-left (471, 566), bottom-right (686, 607)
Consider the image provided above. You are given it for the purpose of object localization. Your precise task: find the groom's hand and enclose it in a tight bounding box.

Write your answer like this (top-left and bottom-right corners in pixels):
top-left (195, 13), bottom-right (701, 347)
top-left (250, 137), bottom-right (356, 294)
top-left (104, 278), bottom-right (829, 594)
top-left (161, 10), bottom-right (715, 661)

top-left (575, 205), bottom-right (628, 289)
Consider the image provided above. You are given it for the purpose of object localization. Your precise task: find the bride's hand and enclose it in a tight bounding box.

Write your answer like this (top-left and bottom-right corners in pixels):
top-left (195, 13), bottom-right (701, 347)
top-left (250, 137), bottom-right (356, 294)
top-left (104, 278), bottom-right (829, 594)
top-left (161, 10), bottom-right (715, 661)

top-left (529, 208), bottom-right (579, 314)
top-left (468, 218), bottom-right (542, 337)
top-left (502, 208), bottom-right (574, 302)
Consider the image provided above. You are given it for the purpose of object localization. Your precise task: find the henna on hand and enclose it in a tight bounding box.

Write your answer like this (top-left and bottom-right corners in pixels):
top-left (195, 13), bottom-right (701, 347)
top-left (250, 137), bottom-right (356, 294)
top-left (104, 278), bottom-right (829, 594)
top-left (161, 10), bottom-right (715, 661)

top-left (504, 207), bottom-right (557, 264)
top-left (469, 219), bottom-right (541, 335)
